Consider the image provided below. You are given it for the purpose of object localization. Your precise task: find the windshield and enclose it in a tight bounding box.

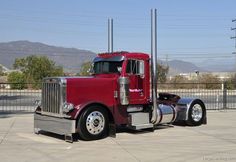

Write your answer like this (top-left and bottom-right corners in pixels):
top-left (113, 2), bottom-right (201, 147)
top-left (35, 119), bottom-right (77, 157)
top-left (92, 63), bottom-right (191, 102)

top-left (93, 61), bottom-right (123, 74)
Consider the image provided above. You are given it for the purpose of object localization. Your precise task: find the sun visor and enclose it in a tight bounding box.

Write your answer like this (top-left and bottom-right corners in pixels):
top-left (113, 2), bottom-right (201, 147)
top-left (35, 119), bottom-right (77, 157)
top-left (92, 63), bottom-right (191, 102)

top-left (93, 55), bottom-right (125, 62)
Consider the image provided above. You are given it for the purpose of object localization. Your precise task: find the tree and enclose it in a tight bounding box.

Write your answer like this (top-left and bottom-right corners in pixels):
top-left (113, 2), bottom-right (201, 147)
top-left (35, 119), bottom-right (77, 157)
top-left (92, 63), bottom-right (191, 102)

top-left (199, 73), bottom-right (220, 83)
top-left (169, 75), bottom-right (188, 89)
top-left (7, 71), bottom-right (26, 89)
top-left (199, 73), bottom-right (221, 89)
top-left (171, 75), bottom-right (186, 83)
top-left (14, 55), bottom-right (64, 83)
top-left (226, 74), bottom-right (236, 89)
top-left (0, 65), bottom-right (3, 76)
top-left (157, 64), bottom-right (169, 83)
top-left (79, 61), bottom-right (92, 76)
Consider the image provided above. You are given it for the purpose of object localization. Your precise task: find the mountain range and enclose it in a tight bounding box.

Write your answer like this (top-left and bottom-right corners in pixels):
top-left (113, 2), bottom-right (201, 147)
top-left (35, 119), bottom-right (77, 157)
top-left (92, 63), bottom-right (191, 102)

top-left (165, 60), bottom-right (206, 76)
top-left (0, 41), bottom-right (96, 73)
top-left (0, 41), bottom-right (234, 75)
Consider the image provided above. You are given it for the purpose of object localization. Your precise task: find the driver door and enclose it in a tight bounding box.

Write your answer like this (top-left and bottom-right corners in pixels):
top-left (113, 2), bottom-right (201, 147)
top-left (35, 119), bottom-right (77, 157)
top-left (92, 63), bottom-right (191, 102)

top-left (126, 59), bottom-right (145, 104)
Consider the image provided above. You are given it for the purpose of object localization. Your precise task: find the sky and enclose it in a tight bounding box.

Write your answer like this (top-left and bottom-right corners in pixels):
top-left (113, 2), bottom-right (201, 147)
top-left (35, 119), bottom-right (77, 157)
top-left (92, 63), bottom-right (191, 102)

top-left (0, 0), bottom-right (236, 67)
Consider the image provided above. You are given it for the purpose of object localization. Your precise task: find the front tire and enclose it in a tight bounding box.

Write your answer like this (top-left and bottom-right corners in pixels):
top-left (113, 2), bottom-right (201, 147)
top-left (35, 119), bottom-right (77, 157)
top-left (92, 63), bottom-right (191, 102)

top-left (186, 99), bottom-right (206, 126)
top-left (77, 105), bottom-right (108, 140)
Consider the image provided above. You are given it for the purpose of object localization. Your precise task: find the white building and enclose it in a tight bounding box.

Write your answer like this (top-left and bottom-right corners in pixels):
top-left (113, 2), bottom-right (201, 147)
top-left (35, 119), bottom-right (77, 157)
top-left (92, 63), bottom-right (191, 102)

top-left (174, 72), bottom-right (234, 81)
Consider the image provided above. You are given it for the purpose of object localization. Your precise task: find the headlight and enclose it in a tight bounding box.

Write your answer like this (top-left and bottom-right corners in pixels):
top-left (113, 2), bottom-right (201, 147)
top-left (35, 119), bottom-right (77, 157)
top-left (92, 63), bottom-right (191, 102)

top-left (63, 102), bottom-right (74, 113)
top-left (34, 100), bottom-right (41, 107)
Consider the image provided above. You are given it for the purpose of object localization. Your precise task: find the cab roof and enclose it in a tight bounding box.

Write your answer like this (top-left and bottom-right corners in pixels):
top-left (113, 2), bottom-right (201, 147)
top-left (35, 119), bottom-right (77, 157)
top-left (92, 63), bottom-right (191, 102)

top-left (97, 51), bottom-right (150, 60)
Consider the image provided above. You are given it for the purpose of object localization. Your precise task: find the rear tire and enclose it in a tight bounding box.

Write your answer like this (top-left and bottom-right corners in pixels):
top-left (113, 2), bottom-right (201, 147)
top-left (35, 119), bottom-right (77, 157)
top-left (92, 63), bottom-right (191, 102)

top-left (186, 99), bottom-right (206, 126)
top-left (77, 105), bottom-right (108, 140)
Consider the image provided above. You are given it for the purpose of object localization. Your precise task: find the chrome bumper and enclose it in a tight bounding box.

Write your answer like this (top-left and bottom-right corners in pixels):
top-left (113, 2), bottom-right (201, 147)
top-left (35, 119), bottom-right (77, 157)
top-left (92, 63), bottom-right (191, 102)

top-left (34, 113), bottom-right (76, 135)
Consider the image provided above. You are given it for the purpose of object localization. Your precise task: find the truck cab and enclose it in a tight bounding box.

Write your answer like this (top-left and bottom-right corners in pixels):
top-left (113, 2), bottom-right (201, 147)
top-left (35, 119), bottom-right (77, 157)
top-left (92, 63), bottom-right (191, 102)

top-left (34, 52), bottom-right (206, 141)
top-left (94, 52), bottom-right (150, 104)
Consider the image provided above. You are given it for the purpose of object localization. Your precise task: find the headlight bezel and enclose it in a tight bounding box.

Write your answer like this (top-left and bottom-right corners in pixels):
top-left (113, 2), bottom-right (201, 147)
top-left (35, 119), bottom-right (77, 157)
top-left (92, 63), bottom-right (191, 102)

top-left (34, 100), bottom-right (41, 107)
top-left (62, 102), bottom-right (74, 113)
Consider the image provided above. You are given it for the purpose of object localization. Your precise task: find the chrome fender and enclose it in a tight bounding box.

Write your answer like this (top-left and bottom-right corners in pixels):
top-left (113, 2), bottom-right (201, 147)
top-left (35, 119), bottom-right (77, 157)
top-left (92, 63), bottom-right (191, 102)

top-left (174, 98), bottom-right (206, 124)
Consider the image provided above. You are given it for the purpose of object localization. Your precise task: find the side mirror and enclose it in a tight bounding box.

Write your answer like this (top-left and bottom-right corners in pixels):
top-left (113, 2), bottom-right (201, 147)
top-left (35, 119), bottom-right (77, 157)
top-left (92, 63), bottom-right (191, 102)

top-left (138, 61), bottom-right (144, 75)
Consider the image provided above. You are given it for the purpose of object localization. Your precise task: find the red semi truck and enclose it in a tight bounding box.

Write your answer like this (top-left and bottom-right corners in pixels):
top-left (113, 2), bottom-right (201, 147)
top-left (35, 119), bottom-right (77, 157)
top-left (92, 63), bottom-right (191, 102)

top-left (34, 51), bottom-right (207, 141)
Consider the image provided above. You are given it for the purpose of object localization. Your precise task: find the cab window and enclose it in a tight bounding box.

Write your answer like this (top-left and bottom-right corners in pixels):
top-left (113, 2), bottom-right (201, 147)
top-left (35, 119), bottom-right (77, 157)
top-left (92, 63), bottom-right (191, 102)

top-left (94, 61), bottom-right (123, 74)
top-left (126, 60), bottom-right (144, 75)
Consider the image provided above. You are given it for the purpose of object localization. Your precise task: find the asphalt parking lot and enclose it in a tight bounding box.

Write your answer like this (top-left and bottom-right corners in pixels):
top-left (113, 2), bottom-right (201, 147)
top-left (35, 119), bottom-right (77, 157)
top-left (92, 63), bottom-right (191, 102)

top-left (0, 110), bottom-right (236, 162)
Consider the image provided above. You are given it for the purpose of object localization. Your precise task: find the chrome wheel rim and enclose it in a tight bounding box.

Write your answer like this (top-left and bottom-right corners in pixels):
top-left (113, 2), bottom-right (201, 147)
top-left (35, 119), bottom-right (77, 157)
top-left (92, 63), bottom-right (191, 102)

top-left (86, 111), bottom-right (105, 135)
top-left (191, 104), bottom-right (203, 122)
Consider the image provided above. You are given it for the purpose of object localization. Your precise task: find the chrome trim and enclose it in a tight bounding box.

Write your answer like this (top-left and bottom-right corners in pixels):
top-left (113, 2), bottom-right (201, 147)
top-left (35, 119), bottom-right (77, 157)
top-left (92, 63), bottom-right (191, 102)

top-left (34, 100), bottom-right (41, 107)
top-left (62, 102), bottom-right (74, 113)
top-left (34, 114), bottom-right (76, 135)
top-left (130, 123), bottom-right (153, 130)
top-left (41, 77), bottom-right (67, 117)
top-left (127, 105), bottom-right (143, 112)
top-left (175, 98), bottom-right (197, 121)
top-left (60, 78), bottom-right (67, 114)
top-left (174, 98), bottom-right (206, 124)
top-left (158, 104), bottom-right (176, 124)
top-left (128, 112), bottom-right (154, 130)
top-left (118, 77), bottom-right (130, 105)
top-left (86, 111), bottom-right (105, 135)
top-left (191, 104), bottom-right (203, 122)
top-left (150, 9), bottom-right (161, 124)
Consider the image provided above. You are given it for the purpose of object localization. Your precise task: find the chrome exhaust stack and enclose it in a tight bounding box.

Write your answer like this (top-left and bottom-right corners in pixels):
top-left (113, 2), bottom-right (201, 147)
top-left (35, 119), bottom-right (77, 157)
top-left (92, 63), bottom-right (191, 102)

top-left (150, 9), bottom-right (161, 124)
top-left (108, 18), bottom-right (113, 53)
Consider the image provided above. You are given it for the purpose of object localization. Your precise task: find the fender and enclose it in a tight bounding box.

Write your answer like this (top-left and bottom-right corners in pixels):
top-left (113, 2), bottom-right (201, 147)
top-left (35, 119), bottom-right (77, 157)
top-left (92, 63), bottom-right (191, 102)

top-left (174, 98), bottom-right (206, 122)
top-left (69, 101), bottom-right (114, 121)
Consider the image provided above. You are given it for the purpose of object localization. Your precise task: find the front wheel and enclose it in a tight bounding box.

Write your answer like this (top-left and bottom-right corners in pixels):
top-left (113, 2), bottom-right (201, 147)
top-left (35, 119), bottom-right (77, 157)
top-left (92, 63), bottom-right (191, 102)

top-left (77, 105), bottom-right (108, 140)
top-left (186, 99), bottom-right (206, 126)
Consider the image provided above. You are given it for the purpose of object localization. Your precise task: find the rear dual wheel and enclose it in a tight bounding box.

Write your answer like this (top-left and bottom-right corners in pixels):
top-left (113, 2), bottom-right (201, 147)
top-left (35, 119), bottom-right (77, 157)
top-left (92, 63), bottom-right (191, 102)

top-left (77, 105), bottom-right (108, 140)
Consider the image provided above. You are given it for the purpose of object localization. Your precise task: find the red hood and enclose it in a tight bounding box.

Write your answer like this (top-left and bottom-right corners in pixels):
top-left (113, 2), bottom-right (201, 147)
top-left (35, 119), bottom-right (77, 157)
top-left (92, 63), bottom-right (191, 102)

top-left (65, 74), bottom-right (119, 107)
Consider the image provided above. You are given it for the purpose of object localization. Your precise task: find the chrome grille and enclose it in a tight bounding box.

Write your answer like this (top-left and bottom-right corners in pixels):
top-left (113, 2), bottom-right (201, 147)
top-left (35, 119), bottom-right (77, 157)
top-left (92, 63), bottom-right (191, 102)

top-left (41, 78), bottom-right (65, 115)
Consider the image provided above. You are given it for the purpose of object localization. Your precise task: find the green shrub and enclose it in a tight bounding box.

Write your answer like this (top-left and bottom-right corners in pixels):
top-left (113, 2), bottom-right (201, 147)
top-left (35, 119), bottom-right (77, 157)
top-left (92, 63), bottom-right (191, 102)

top-left (7, 71), bottom-right (26, 89)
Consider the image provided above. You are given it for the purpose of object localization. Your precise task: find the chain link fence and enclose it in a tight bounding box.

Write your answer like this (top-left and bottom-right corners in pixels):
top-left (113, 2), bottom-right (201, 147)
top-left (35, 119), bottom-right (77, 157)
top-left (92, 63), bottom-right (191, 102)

top-left (0, 82), bottom-right (235, 112)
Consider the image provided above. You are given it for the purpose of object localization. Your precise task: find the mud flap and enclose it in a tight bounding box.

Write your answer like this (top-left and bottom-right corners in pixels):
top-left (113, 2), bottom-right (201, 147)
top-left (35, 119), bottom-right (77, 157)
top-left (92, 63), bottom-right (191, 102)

top-left (109, 123), bottom-right (116, 138)
top-left (65, 134), bottom-right (73, 143)
top-left (203, 112), bottom-right (207, 124)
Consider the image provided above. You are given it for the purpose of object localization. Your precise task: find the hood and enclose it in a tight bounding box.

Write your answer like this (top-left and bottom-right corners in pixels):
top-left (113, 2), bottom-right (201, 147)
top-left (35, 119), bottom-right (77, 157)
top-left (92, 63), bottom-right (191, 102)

top-left (65, 74), bottom-right (119, 107)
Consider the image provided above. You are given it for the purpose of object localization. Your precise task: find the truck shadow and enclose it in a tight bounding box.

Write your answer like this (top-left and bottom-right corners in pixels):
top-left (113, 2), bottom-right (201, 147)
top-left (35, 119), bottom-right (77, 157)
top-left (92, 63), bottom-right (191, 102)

top-left (116, 122), bottom-right (188, 135)
top-left (115, 124), bottom-right (174, 135)
top-left (36, 123), bottom-right (188, 142)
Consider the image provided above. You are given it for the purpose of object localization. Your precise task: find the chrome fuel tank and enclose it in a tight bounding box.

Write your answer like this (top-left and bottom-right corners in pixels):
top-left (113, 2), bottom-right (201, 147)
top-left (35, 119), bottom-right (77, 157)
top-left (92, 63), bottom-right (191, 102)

top-left (157, 104), bottom-right (177, 124)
